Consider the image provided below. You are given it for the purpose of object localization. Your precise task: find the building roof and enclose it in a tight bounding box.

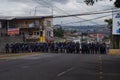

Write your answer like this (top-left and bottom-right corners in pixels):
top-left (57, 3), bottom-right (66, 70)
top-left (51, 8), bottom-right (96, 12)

top-left (0, 15), bottom-right (53, 20)
top-left (0, 16), bottom-right (15, 20)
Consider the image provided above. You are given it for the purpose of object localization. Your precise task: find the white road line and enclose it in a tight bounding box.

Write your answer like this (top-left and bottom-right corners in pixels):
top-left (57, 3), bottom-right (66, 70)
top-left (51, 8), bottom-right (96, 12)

top-left (57, 67), bottom-right (74, 77)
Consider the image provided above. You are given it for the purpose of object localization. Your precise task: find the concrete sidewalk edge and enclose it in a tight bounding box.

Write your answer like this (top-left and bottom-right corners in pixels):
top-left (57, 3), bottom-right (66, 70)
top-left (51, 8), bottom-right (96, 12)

top-left (108, 49), bottom-right (120, 55)
top-left (0, 52), bottom-right (43, 58)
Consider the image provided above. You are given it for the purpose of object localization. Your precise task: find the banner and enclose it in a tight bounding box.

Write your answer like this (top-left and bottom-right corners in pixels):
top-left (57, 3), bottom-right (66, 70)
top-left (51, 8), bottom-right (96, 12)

top-left (8, 28), bottom-right (19, 35)
top-left (112, 9), bottom-right (120, 35)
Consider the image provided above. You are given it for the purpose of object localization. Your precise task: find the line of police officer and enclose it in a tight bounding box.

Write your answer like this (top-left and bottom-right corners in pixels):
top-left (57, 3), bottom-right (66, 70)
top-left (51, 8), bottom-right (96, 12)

top-left (5, 42), bottom-right (107, 54)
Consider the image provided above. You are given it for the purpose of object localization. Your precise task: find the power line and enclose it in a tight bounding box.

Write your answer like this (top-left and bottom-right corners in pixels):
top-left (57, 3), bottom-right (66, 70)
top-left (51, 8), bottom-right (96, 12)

top-left (33, 0), bottom-right (117, 18)
top-left (33, 0), bottom-right (118, 18)
top-left (33, 0), bottom-right (100, 25)
top-left (74, 1), bottom-right (116, 13)
top-left (53, 7), bottom-right (99, 25)
top-left (53, 9), bottom-right (120, 18)
top-left (63, 14), bottom-right (112, 24)
top-left (72, 3), bottom-right (116, 24)
top-left (32, 0), bottom-right (119, 25)
top-left (55, 8), bottom-right (119, 25)
top-left (62, 10), bottom-right (119, 25)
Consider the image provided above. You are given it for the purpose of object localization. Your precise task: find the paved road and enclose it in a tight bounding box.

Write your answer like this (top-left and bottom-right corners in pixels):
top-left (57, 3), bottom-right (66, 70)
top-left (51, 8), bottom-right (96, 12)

top-left (0, 53), bottom-right (120, 80)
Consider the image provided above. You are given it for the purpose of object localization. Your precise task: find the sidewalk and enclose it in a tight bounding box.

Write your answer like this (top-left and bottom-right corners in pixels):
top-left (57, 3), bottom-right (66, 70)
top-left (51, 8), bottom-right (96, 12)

top-left (0, 52), bottom-right (43, 58)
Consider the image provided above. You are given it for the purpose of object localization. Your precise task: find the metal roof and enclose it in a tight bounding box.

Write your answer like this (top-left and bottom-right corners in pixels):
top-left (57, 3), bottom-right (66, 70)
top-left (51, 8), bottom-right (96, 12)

top-left (0, 16), bottom-right (15, 20)
top-left (0, 16), bottom-right (53, 20)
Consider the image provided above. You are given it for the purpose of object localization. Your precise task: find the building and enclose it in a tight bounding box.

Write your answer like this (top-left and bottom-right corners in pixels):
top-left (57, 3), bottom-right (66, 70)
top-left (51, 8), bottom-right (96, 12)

top-left (89, 33), bottom-right (104, 42)
top-left (0, 16), bottom-right (54, 42)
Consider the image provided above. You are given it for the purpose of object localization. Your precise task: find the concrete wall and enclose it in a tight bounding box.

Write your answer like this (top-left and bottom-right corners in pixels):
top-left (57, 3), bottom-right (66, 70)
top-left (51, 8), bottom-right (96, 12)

top-left (0, 36), bottom-right (23, 52)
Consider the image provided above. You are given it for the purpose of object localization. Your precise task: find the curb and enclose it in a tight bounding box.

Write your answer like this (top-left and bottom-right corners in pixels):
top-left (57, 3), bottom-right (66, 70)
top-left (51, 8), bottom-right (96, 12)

top-left (108, 49), bottom-right (120, 56)
top-left (0, 52), bottom-right (43, 58)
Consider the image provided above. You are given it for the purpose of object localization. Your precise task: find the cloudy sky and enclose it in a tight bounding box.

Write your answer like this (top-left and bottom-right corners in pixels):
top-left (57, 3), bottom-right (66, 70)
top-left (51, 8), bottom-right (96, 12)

top-left (0, 0), bottom-right (116, 26)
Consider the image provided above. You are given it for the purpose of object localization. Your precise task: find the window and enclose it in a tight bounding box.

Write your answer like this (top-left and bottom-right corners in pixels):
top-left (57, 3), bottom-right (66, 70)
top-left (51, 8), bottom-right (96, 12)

top-left (34, 20), bottom-right (39, 27)
top-left (19, 32), bottom-right (24, 35)
top-left (25, 21), bottom-right (28, 24)
top-left (47, 31), bottom-right (51, 37)
top-left (39, 21), bottom-right (42, 29)
top-left (18, 22), bottom-right (24, 28)
top-left (34, 32), bottom-right (39, 35)
top-left (29, 32), bottom-right (32, 35)
top-left (47, 21), bottom-right (51, 26)
top-left (36, 32), bottom-right (39, 35)
top-left (40, 31), bottom-right (43, 37)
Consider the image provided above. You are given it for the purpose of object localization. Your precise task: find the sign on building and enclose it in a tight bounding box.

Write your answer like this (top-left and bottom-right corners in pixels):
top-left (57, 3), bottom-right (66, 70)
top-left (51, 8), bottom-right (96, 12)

top-left (112, 9), bottom-right (120, 35)
top-left (8, 28), bottom-right (19, 35)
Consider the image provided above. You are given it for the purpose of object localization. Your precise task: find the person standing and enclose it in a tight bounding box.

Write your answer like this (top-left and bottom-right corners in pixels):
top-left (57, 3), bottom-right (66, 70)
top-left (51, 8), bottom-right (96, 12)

top-left (5, 43), bottom-right (9, 53)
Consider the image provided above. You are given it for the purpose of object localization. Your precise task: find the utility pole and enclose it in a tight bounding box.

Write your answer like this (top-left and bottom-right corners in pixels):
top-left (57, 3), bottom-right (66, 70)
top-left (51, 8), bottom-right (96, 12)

top-left (34, 7), bottom-right (37, 16)
top-left (29, 9), bottom-right (32, 16)
top-left (52, 6), bottom-right (53, 16)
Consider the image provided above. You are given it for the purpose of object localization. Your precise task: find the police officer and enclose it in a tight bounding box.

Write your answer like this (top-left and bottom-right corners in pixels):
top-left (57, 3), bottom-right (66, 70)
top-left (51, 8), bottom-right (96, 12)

top-left (5, 43), bottom-right (9, 53)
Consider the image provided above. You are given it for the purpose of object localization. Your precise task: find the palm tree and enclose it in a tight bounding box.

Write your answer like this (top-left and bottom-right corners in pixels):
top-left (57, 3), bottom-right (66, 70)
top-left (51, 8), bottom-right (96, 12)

top-left (104, 19), bottom-right (113, 48)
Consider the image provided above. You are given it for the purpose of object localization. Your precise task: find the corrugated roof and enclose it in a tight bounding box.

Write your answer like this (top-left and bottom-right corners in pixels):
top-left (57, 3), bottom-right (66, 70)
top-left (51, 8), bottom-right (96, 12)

top-left (0, 16), bottom-right (53, 20)
top-left (14, 16), bottom-right (43, 20)
top-left (0, 16), bottom-right (15, 20)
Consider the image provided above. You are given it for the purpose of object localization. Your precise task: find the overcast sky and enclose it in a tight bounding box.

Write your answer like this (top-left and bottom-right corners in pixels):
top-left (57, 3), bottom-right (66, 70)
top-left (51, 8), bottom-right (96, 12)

top-left (0, 0), bottom-right (116, 26)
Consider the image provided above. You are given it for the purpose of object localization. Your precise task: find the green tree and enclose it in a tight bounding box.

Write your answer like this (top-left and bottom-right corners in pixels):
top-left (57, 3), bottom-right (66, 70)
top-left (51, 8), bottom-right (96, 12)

top-left (104, 19), bottom-right (112, 29)
top-left (104, 19), bottom-right (113, 48)
top-left (85, 0), bottom-right (120, 48)
top-left (105, 18), bottom-right (120, 49)
top-left (114, 0), bottom-right (120, 8)
top-left (54, 27), bottom-right (64, 38)
top-left (84, 0), bottom-right (120, 8)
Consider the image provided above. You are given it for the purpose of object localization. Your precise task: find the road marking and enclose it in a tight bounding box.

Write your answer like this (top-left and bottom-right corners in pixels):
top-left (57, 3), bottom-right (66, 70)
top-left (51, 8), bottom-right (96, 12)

top-left (99, 55), bottom-right (104, 80)
top-left (99, 56), bottom-right (102, 58)
top-left (100, 67), bottom-right (102, 71)
top-left (21, 66), bottom-right (29, 69)
top-left (99, 56), bottom-right (102, 59)
top-left (57, 67), bottom-right (74, 77)
top-left (99, 72), bottom-right (103, 74)
top-left (99, 60), bottom-right (103, 64)
top-left (100, 76), bottom-right (104, 79)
